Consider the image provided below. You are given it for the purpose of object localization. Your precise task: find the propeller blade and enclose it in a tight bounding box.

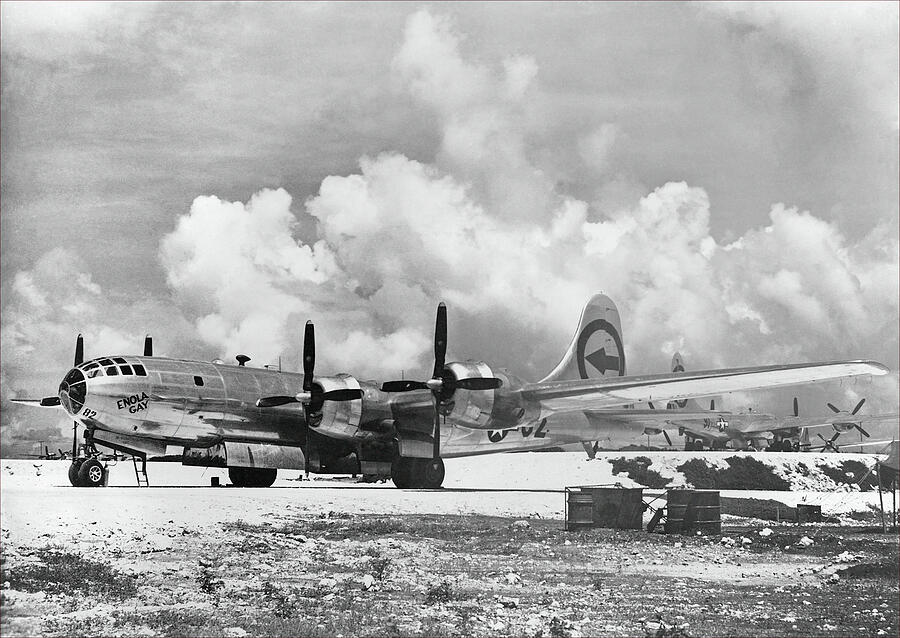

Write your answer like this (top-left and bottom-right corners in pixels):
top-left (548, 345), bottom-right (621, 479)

top-left (432, 303), bottom-right (447, 380)
top-left (303, 321), bottom-right (315, 392)
top-left (817, 433), bottom-right (828, 442)
top-left (827, 402), bottom-right (840, 414)
top-left (851, 398), bottom-right (866, 415)
top-left (256, 396), bottom-right (298, 408)
top-left (830, 432), bottom-right (841, 442)
top-left (854, 424), bottom-right (871, 438)
top-left (321, 388), bottom-right (363, 402)
top-left (793, 397), bottom-right (799, 417)
top-left (663, 430), bottom-right (673, 446)
top-left (40, 397), bottom-right (61, 407)
top-left (710, 399), bottom-right (715, 411)
top-left (648, 401), bottom-right (656, 410)
top-left (143, 335), bottom-right (153, 357)
top-left (381, 380), bottom-right (429, 393)
top-left (74, 334), bottom-right (84, 366)
top-left (72, 421), bottom-right (78, 458)
top-left (432, 392), bottom-right (441, 460)
top-left (455, 377), bottom-right (503, 391)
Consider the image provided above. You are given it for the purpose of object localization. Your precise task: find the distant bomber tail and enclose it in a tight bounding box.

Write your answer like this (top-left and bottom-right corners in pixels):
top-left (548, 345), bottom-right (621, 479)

top-left (669, 352), bottom-right (719, 411)
top-left (541, 294), bottom-right (626, 382)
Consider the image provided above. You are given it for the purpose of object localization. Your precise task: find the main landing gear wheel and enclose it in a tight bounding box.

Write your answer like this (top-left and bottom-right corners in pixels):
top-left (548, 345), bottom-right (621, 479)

top-left (228, 467), bottom-right (277, 487)
top-left (390, 457), bottom-right (414, 489)
top-left (68, 459), bottom-right (85, 487)
top-left (420, 458), bottom-right (445, 489)
top-left (391, 457), bottom-right (445, 489)
top-left (77, 459), bottom-right (106, 487)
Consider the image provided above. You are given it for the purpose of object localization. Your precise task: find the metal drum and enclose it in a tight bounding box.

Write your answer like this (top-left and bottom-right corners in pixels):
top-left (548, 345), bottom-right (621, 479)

top-left (689, 490), bottom-right (721, 535)
top-left (665, 489), bottom-right (721, 535)
top-left (796, 504), bottom-right (822, 524)
top-left (565, 489), bottom-right (595, 530)
top-left (664, 489), bottom-right (691, 534)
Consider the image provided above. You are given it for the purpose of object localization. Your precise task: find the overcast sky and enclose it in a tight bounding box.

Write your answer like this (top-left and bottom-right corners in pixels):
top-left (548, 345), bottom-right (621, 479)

top-left (1, 2), bottom-right (897, 454)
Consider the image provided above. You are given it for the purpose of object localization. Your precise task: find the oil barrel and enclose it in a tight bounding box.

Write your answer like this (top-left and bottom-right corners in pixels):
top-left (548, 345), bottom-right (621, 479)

top-left (565, 490), bottom-right (595, 530)
top-left (689, 489), bottom-right (721, 535)
top-left (664, 489), bottom-right (692, 534)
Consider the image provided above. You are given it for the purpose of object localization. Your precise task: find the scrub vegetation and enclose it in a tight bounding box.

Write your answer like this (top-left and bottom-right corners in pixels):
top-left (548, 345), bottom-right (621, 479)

top-left (609, 456), bottom-right (671, 488)
top-left (2, 548), bottom-right (137, 599)
top-left (2, 514), bottom-right (896, 638)
top-left (677, 456), bottom-right (791, 491)
top-left (817, 459), bottom-right (878, 491)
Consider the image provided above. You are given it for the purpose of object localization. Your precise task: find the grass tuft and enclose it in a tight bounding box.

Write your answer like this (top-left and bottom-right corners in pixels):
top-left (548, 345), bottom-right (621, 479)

top-left (4, 548), bottom-right (137, 599)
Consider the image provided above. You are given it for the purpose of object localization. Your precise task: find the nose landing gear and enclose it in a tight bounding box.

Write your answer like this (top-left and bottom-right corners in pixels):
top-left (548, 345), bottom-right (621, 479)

top-left (67, 455), bottom-right (107, 487)
top-left (67, 437), bottom-right (109, 487)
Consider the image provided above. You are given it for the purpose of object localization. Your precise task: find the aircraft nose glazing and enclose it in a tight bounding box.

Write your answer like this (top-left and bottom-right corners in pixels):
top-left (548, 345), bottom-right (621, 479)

top-left (58, 368), bottom-right (87, 415)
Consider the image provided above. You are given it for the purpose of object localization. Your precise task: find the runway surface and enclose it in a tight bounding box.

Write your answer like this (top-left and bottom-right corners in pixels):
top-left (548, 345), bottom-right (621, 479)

top-left (1, 451), bottom-right (889, 547)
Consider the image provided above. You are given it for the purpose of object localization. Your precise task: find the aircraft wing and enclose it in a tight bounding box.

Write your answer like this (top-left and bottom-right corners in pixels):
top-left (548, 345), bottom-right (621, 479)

top-left (521, 360), bottom-right (889, 411)
top-left (838, 439), bottom-right (897, 449)
top-left (582, 409), bottom-right (730, 427)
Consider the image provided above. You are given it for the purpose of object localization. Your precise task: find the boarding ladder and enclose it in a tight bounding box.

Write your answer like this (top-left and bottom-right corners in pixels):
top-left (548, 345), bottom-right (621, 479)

top-left (132, 455), bottom-right (149, 487)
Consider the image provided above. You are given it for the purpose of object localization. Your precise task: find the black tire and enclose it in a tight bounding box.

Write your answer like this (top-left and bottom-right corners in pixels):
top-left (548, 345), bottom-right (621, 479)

top-left (68, 459), bottom-right (84, 486)
top-left (77, 459), bottom-right (105, 487)
top-left (390, 457), bottom-right (413, 489)
top-left (419, 458), bottom-right (445, 489)
top-left (781, 439), bottom-right (795, 452)
top-left (228, 467), bottom-right (277, 487)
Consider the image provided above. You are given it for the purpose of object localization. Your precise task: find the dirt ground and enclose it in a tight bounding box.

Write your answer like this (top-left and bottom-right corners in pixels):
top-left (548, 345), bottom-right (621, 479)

top-left (2, 511), bottom-right (897, 638)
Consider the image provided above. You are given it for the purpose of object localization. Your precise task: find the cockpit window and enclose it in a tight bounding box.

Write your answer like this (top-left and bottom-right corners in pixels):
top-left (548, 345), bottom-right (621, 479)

top-left (86, 368), bottom-right (103, 379)
top-left (82, 362), bottom-right (99, 371)
top-left (133, 364), bottom-right (146, 376)
top-left (113, 357), bottom-right (127, 364)
top-left (120, 364), bottom-right (133, 375)
top-left (105, 366), bottom-right (119, 376)
top-left (99, 358), bottom-right (114, 366)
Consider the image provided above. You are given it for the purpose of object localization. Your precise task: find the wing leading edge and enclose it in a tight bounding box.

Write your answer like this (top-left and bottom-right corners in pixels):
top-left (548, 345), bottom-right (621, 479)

top-left (521, 360), bottom-right (889, 412)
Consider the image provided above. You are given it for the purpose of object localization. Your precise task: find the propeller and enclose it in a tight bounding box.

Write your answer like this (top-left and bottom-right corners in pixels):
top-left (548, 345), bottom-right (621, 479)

top-left (255, 321), bottom-right (363, 415)
top-left (793, 397), bottom-right (799, 417)
top-left (826, 398), bottom-right (870, 438)
top-left (817, 431), bottom-right (842, 453)
top-left (379, 303), bottom-right (502, 460)
top-left (143, 335), bottom-right (153, 357)
top-left (73, 334), bottom-right (83, 456)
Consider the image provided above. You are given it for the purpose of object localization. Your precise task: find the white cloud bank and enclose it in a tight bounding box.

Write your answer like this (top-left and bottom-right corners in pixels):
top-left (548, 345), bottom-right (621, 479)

top-left (3, 8), bottom-right (897, 452)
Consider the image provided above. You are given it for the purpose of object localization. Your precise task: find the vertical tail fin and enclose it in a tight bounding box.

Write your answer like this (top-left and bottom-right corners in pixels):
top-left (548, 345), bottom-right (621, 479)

top-left (541, 294), bottom-right (626, 382)
top-left (668, 353), bottom-right (722, 412)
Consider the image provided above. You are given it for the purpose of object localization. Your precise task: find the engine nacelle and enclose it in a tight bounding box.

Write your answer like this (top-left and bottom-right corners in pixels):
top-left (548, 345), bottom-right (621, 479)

top-left (831, 421), bottom-right (856, 433)
top-left (441, 361), bottom-right (497, 429)
top-left (311, 374), bottom-right (363, 438)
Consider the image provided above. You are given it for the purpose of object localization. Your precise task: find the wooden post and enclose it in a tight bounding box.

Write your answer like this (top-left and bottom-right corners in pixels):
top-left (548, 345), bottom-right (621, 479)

top-left (878, 463), bottom-right (886, 532)
top-left (893, 478), bottom-right (897, 531)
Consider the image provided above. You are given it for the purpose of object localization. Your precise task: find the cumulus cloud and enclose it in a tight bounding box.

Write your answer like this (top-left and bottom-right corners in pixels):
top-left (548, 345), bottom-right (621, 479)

top-left (4, 7), bottom-right (896, 454)
top-left (698, 1), bottom-right (899, 130)
top-left (159, 188), bottom-right (339, 363)
top-left (154, 8), bottom-right (897, 393)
